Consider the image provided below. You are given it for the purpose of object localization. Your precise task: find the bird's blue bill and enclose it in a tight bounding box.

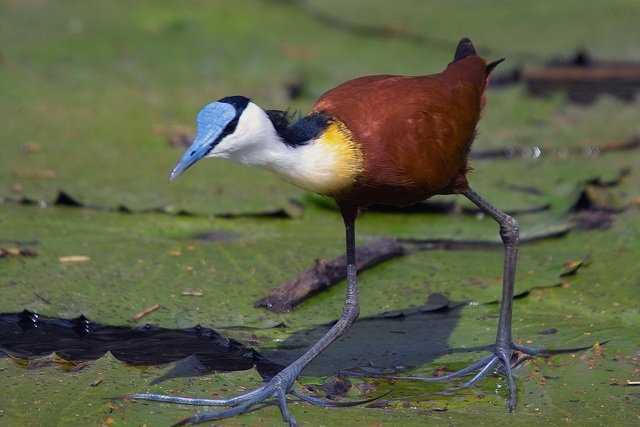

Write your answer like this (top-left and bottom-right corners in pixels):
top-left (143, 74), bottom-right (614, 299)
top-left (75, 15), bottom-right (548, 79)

top-left (169, 102), bottom-right (237, 180)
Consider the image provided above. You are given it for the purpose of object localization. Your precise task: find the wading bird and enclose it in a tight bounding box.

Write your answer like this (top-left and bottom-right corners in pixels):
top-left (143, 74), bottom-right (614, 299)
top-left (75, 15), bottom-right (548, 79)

top-left (131, 38), bottom-right (542, 425)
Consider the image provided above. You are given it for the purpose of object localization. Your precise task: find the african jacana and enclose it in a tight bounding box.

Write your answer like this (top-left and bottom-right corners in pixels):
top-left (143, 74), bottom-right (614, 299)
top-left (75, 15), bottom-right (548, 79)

top-left (131, 38), bottom-right (540, 426)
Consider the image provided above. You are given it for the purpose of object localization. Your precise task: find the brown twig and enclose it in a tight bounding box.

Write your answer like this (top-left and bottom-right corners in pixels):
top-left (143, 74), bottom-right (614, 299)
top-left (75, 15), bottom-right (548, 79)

top-left (255, 239), bottom-right (404, 312)
top-left (132, 304), bottom-right (161, 321)
top-left (255, 224), bottom-right (572, 313)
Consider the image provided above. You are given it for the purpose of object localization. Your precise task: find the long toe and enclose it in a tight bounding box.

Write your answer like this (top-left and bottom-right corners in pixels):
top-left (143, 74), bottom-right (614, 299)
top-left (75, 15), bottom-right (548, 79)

top-left (292, 387), bottom-right (391, 408)
top-left (459, 356), bottom-right (499, 388)
top-left (168, 383), bottom-right (283, 426)
top-left (360, 354), bottom-right (495, 383)
top-left (375, 347), bottom-right (526, 411)
top-left (495, 349), bottom-right (518, 411)
top-left (173, 401), bottom-right (268, 426)
top-left (513, 341), bottom-right (598, 357)
top-left (381, 341), bottom-right (596, 412)
top-left (277, 388), bottom-right (297, 427)
top-left (130, 368), bottom-right (306, 426)
top-left (127, 384), bottom-right (268, 407)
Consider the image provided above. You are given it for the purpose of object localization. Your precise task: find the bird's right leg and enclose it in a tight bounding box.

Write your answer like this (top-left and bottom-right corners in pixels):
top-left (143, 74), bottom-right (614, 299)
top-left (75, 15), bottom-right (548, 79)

top-left (126, 206), bottom-right (362, 426)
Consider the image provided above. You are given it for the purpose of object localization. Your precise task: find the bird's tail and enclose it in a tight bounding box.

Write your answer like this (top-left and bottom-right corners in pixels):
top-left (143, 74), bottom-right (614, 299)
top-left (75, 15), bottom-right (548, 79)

top-left (453, 37), bottom-right (505, 75)
top-left (486, 58), bottom-right (505, 75)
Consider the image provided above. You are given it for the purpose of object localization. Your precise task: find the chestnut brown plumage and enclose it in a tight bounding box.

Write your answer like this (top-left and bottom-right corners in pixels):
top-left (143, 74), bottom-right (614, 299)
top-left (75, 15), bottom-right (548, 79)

top-left (313, 54), bottom-right (488, 207)
top-left (132, 38), bottom-right (542, 426)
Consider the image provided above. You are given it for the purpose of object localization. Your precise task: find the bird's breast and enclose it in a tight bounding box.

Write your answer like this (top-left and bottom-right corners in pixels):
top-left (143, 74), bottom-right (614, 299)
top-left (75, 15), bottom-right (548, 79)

top-left (279, 121), bottom-right (364, 196)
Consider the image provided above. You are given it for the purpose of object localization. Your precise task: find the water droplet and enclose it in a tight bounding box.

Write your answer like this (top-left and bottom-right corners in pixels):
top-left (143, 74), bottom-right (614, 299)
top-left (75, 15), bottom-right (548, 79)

top-left (531, 146), bottom-right (542, 159)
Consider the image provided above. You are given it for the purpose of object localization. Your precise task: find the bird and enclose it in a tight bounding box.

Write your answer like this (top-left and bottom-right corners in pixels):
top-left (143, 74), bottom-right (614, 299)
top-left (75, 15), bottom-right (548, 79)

top-left (130, 38), bottom-right (541, 426)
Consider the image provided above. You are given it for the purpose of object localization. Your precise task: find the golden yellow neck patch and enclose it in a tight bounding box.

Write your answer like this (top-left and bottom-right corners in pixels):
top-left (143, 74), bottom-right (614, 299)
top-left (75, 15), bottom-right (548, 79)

top-left (314, 120), bottom-right (364, 194)
top-left (271, 119), bottom-right (364, 197)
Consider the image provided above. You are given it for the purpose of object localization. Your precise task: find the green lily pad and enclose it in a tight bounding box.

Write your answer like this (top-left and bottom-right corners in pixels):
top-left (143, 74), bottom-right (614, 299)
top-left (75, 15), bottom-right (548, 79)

top-left (2, 0), bottom-right (640, 425)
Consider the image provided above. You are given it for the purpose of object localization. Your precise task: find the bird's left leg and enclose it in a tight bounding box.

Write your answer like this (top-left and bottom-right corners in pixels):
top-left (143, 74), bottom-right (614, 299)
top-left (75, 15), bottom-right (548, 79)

top-left (385, 188), bottom-right (538, 410)
top-left (460, 187), bottom-right (527, 410)
top-left (127, 206), bottom-right (362, 426)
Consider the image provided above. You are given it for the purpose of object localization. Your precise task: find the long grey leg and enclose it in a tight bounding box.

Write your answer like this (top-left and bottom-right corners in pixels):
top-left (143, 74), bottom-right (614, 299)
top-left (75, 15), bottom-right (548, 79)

top-left (129, 206), bottom-right (361, 426)
top-left (462, 187), bottom-right (519, 349)
top-left (279, 205), bottom-right (360, 378)
top-left (463, 187), bottom-right (519, 410)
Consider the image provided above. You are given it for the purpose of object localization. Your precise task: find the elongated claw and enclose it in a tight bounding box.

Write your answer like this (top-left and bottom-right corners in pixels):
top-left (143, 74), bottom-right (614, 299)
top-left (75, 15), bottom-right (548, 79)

top-left (428, 342), bottom-right (599, 411)
top-left (513, 341), bottom-right (603, 357)
top-left (356, 341), bottom-right (599, 412)
top-left (129, 368), bottom-right (301, 426)
top-left (167, 382), bottom-right (283, 426)
top-left (431, 349), bottom-right (518, 410)
top-left (128, 393), bottom-right (228, 406)
top-left (276, 388), bottom-right (297, 427)
top-left (461, 356), bottom-right (499, 388)
top-left (126, 204), bottom-right (366, 426)
top-left (291, 387), bottom-right (391, 408)
top-left (127, 384), bottom-right (267, 407)
top-left (173, 402), bottom-right (269, 427)
top-left (386, 354), bottom-right (495, 382)
top-left (496, 350), bottom-right (517, 412)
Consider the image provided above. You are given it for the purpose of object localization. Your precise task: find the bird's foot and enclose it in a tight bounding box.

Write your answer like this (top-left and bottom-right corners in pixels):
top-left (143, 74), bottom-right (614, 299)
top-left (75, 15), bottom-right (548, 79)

top-left (127, 365), bottom-right (380, 426)
top-left (453, 344), bottom-right (523, 411)
top-left (376, 342), bottom-right (536, 411)
top-left (379, 341), bottom-right (593, 411)
top-left (129, 368), bottom-right (302, 427)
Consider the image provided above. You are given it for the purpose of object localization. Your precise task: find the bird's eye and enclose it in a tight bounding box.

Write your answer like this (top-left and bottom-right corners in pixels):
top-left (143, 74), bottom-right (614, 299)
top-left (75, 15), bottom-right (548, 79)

top-left (190, 151), bottom-right (195, 156)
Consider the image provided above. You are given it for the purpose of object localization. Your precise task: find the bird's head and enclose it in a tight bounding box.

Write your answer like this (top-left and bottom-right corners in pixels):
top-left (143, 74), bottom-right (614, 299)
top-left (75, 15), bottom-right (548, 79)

top-left (170, 95), bottom-right (275, 180)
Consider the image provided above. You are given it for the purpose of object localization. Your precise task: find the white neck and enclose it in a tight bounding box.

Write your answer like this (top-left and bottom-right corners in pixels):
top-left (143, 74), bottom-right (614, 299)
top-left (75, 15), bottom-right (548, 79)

top-left (210, 102), bottom-right (353, 195)
top-left (209, 103), bottom-right (291, 167)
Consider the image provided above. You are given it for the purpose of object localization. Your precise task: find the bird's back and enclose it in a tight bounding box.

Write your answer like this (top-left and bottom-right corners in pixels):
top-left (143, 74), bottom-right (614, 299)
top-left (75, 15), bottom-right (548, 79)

top-left (313, 53), bottom-right (491, 207)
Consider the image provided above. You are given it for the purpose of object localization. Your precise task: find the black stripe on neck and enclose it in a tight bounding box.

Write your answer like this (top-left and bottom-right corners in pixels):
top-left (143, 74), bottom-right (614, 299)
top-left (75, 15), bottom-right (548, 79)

top-left (265, 110), bottom-right (332, 146)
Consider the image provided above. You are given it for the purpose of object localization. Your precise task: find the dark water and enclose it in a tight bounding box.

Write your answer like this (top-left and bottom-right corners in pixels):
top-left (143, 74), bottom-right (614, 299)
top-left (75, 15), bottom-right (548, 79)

top-left (266, 299), bottom-right (468, 377)
top-left (0, 310), bottom-right (282, 380)
top-left (1, 298), bottom-right (467, 381)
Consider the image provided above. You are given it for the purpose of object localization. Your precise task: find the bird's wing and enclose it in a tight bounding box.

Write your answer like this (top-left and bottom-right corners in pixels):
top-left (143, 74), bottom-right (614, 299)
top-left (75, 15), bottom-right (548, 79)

top-left (311, 67), bottom-right (486, 195)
